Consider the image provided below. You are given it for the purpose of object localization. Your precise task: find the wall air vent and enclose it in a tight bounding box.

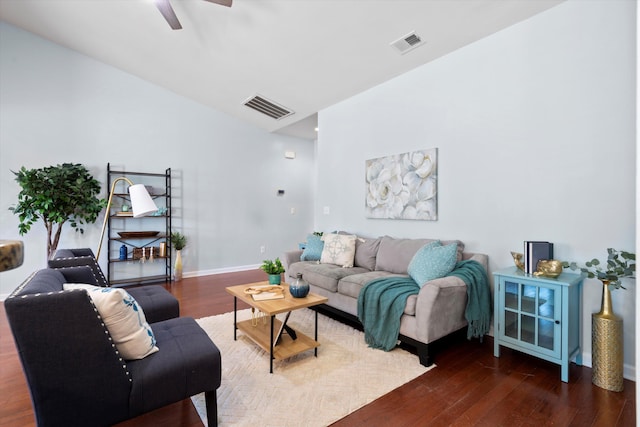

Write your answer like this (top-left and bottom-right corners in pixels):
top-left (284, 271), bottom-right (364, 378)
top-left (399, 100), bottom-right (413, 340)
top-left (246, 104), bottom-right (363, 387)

top-left (390, 31), bottom-right (425, 55)
top-left (243, 95), bottom-right (294, 120)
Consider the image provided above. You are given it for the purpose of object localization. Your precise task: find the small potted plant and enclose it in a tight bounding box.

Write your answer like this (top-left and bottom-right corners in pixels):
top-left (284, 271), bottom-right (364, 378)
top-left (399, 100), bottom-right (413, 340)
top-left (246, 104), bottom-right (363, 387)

top-left (260, 258), bottom-right (285, 285)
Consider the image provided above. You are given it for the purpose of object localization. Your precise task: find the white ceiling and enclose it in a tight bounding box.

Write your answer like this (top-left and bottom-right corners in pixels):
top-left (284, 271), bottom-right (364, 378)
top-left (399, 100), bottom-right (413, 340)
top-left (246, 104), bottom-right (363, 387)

top-left (0, 0), bottom-right (564, 140)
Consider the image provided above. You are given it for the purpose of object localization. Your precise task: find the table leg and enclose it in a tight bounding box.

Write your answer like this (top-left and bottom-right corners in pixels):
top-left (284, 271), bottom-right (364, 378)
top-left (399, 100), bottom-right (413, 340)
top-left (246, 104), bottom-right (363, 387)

top-left (233, 296), bottom-right (237, 341)
top-left (270, 315), bottom-right (275, 373)
top-left (314, 309), bottom-right (319, 357)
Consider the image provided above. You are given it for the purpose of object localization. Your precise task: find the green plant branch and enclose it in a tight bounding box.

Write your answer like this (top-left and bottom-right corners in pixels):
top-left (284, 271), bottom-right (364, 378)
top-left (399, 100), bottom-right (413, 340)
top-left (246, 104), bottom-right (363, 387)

top-left (563, 248), bottom-right (635, 290)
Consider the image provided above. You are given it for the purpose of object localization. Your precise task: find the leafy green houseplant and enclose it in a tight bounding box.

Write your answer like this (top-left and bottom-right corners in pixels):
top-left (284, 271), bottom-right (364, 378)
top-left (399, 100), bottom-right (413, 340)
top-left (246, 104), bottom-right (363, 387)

top-left (562, 248), bottom-right (635, 290)
top-left (260, 258), bottom-right (285, 284)
top-left (9, 163), bottom-right (106, 259)
top-left (170, 232), bottom-right (187, 250)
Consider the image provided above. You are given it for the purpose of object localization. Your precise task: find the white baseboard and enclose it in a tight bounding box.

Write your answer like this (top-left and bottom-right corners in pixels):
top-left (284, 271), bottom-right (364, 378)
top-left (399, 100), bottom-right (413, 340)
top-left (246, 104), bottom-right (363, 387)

top-left (183, 264), bottom-right (261, 279)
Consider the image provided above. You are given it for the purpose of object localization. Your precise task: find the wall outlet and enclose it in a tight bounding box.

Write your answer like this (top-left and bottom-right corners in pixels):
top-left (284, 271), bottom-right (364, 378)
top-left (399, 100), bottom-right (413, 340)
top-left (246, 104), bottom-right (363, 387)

top-left (290, 207), bottom-right (296, 215)
top-left (323, 206), bottom-right (330, 215)
top-left (260, 246), bottom-right (265, 254)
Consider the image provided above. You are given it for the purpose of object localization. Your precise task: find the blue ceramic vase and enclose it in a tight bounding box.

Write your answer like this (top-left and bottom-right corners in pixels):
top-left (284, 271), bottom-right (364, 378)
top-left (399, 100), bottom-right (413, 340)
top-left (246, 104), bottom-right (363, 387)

top-left (289, 273), bottom-right (309, 298)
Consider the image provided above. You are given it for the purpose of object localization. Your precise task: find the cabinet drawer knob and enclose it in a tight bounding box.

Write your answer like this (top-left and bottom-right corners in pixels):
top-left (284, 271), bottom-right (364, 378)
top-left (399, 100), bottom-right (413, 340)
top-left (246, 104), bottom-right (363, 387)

top-left (555, 320), bottom-right (560, 324)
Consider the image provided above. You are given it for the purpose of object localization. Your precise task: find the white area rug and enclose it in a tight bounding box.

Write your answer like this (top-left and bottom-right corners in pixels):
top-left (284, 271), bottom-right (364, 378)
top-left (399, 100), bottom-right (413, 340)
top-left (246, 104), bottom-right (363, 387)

top-left (192, 308), bottom-right (433, 427)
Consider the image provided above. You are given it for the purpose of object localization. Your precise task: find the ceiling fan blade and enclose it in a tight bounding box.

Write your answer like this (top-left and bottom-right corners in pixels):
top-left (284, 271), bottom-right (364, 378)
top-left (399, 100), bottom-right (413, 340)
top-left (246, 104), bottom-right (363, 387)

top-left (203, 0), bottom-right (232, 7)
top-left (155, 0), bottom-right (182, 30)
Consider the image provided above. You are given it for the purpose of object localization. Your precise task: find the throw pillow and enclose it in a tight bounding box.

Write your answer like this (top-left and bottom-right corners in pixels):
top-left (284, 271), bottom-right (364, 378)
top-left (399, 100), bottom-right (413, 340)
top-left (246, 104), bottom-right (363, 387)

top-left (407, 241), bottom-right (458, 287)
top-left (63, 283), bottom-right (159, 360)
top-left (320, 233), bottom-right (357, 268)
top-left (354, 237), bottom-right (381, 271)
top-left (300, 234), bottom-right (324, 261)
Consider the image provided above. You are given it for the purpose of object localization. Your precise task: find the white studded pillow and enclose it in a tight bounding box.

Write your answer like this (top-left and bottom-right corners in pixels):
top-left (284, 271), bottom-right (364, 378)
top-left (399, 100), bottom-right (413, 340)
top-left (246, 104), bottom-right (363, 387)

top-left (63, 283), bottom-right (159, 360)
top-left (320, 233), bottom-right (357, 268)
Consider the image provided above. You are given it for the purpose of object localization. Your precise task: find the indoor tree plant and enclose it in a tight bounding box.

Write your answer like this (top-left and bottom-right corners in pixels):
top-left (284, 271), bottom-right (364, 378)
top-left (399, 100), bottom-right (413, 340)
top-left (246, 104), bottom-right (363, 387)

top-left (170, 232), bottom-right (187, 281)
top-left (260, 258), bottom-right (285, 285)
top-left (562, 248), bottom-right (635, 392)
top-left (9, 163), bottom-right (106, 259)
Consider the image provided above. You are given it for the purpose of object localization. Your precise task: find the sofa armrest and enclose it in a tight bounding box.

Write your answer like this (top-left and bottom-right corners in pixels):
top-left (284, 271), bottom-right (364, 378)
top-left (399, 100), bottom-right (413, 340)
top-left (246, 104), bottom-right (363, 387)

top-left (48, 249), bottom-right (109, 287)
top-left (282, 250), bottom-right (303, 273)
top-left (413, 276), bottom-right (469, 343)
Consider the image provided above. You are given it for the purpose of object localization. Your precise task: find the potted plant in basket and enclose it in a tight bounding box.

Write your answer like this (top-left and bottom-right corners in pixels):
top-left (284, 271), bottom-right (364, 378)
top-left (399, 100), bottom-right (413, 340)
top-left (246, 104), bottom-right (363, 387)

top-left (170, 232), bottom-right (187, 281)
top-left (260, 258), bottom-right (285, 285)
top-left (562, 248), bottom-right (635, 392)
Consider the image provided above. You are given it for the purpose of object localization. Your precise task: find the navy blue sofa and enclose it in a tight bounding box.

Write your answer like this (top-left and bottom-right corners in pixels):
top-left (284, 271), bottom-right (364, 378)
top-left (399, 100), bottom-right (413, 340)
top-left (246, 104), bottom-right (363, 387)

top-left (4, 267), bottom-right (221, 427)
top-left (48, 248), bottom-right (179, 324)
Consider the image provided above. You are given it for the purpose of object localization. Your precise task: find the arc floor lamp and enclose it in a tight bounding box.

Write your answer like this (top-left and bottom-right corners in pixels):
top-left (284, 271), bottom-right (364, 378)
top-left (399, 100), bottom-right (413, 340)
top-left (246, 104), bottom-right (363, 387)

top-left (96, 177), bottom-right (158, 260)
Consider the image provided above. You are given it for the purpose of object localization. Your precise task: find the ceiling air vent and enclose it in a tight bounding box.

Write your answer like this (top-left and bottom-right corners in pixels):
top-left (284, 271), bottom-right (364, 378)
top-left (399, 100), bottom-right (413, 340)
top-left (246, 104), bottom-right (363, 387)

top-left (243, 95), bottom-right (293, 120)
top-left (390, 31), bottom-right (425, 55)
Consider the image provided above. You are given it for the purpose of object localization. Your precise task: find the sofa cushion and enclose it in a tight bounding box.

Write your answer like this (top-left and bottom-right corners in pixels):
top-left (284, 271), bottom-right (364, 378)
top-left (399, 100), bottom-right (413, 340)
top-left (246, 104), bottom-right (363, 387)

top-left (300, 234), bottom-right (324, 261)
top-left (407, 241), bottom-right (458, 287)
top-left (320, 233), bottom-right (357, 267)
top-left (338, 272), bottom-right (417, 315)
top-left (374, 236), bottom-right (464, 274)
top-left (337, 271), bottom-right (399, 299)
top-left (64, 284), bottom-right (159, 360)
top-left (287, 260), bottom-right (318, 281)
top-left (303, 263), bottom-right (368, 292)
top-left (354, 237), bottom-right (381, 271)
top-left (128, 317), bottom-right (221, 415)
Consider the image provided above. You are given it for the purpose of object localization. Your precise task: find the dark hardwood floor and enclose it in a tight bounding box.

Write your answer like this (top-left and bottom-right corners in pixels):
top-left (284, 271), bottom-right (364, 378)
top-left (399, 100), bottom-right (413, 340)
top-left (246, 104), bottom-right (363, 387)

top-left (1, 270), bottom-right (635, 426)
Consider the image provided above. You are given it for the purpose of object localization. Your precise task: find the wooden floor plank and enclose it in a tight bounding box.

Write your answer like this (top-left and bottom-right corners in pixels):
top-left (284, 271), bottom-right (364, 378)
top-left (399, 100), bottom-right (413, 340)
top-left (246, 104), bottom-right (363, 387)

top-left (1, 270), bottom-right (635, 426)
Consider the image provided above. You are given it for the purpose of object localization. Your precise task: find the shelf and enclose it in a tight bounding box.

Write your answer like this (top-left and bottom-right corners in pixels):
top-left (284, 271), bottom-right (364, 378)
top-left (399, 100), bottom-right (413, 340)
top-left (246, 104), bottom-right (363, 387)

top-left (107, 163), bottom-right (172, 286)
top-left (236, 318), bottom-right (320, 360)
top-left (110, 256), bottom-right (169, 263)
top-left (110, 274), bottom-right (170, 287)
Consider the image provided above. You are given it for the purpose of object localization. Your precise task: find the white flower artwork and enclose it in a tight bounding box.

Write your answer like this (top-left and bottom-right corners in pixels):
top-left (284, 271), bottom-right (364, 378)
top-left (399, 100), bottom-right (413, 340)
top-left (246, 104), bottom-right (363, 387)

top-left (365, 148), bottom-right (437, 220)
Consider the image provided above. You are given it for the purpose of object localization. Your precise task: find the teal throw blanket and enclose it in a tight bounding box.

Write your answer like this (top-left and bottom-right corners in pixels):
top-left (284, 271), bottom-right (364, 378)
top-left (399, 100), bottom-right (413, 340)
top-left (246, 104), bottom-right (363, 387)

top-left (357, 277), bottom-right (419, 351)
top-left (357, 259), bottom-right (491, 351)
top-left (447, 259), bottom-right (492, 339)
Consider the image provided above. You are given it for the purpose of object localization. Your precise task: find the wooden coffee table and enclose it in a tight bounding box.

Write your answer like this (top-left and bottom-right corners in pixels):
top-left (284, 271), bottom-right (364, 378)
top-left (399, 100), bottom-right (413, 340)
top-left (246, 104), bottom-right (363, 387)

top-left (226, 282), bottom-right (328, 373)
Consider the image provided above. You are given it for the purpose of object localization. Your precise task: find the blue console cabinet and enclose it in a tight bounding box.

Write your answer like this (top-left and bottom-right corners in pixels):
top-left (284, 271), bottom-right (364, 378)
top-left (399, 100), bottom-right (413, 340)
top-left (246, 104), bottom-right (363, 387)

top-left (493, 267), bottom-right (583, 382)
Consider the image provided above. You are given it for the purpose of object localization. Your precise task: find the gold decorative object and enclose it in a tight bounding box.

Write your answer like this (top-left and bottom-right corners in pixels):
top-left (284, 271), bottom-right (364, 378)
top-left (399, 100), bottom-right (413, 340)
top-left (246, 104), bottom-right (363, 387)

top-left (244, 285), bottom-right (285, 296)
top-left (592, 280), bottom-right (624, 391)
top-left (511, 251), bottom-right (524, 271)
top-left (0, 240), bottom-right (24, 272)
top-left (533, 260), bottom-right (563, 278)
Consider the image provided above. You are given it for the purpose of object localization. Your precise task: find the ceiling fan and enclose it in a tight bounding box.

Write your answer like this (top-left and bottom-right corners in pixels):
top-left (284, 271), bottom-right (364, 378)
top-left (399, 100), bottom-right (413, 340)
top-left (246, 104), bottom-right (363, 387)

top-left (154, 0), bottom-right (232, 30)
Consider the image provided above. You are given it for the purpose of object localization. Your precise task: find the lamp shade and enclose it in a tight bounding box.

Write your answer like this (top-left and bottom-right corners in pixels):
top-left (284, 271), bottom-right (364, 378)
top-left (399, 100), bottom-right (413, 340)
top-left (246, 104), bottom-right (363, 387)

top-left (128, 184), bottom-right (158, 217)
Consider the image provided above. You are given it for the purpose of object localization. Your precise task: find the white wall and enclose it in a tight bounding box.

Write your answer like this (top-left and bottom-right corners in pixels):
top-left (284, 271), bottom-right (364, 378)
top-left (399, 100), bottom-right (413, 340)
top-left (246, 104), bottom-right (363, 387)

top-left (0, 22), bottom-right (315, 295)
top-left (316, 0), bottom-right (636, 377)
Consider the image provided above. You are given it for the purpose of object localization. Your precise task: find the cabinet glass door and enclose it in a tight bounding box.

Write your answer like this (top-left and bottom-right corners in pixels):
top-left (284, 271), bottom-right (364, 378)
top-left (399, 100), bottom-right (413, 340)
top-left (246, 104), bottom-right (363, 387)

top-left (500, 280), bottom-right (560, 358)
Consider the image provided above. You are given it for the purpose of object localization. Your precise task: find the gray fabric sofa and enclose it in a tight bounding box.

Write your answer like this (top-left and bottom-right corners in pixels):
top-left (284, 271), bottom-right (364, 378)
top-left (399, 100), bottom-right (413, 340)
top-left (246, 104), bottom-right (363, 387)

top-left (283, 235), bottom-right (489, 366)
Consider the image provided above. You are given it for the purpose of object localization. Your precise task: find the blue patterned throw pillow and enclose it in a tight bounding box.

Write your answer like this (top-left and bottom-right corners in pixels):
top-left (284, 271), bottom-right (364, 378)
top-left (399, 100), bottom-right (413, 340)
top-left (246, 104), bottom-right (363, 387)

top-left (301, 234), bottom-right (324, 261)
top-left (407, 240), bottom-right (458, 287)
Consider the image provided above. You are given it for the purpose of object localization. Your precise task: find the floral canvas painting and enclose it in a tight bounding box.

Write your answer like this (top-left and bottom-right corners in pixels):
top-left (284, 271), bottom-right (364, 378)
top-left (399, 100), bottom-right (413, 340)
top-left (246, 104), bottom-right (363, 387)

top-left (365, 148), bottom-right (437, 220)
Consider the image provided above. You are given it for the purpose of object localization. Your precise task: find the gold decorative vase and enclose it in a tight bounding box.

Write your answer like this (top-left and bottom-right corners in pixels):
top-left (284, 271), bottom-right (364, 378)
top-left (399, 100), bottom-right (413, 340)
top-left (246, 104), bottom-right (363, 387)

top-left (591, 280), bottom-right (624, 391)
top-left (173, 249), bottom-right (183, 281)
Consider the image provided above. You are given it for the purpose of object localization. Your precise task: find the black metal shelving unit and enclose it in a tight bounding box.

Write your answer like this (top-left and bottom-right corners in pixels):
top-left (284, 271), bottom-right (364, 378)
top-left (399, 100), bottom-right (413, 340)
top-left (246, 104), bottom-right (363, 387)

top-left (106, 163), bottom-right (172, 286)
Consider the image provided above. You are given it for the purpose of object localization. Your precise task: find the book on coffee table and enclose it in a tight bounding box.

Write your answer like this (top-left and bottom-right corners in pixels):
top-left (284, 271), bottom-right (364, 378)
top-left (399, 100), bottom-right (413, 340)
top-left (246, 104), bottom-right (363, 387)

top-left (250, 285), bottom-right (285, 301)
